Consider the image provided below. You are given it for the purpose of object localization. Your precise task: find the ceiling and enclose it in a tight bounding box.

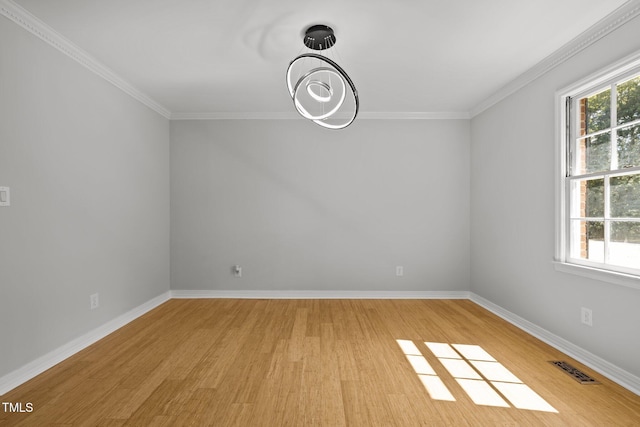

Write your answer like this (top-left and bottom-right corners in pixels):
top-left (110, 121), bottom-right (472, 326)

top-left (7, 0), bottom-right (634, 117)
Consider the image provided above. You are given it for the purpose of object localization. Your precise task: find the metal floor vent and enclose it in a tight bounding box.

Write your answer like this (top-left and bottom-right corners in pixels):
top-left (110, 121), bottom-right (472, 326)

top-left (549, 361), bottom-right (600, 384)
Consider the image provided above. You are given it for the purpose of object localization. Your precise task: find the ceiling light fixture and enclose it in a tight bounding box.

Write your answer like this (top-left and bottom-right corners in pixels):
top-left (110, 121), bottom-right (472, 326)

top-left (286, 25), bottom-right (359, 129)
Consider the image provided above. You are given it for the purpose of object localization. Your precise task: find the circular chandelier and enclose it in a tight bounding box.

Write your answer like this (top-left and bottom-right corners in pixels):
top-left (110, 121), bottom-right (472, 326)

top-left (286, 25), bottom-right (359, 130)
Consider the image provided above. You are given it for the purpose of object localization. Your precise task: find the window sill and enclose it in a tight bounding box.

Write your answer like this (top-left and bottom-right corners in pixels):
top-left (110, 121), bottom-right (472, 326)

top-left (553, 261), bottom-right (640, 290)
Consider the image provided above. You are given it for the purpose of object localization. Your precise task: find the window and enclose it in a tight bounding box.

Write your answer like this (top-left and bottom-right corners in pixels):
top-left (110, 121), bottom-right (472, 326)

top-left (558, 55), bottom-right (640, 283)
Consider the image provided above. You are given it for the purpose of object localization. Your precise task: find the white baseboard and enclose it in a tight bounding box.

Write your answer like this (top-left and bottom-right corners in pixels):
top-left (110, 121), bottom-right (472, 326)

top-left (0, 289), bottom-right (466, 395)
top-left (170, 289), bottom-right (471, 299)
top-left (3, 290), bottom-right (638, 398)
top-left (469, 292), bottom-right (640, 396)
top-left (0, 291), bottom-right (171, 396)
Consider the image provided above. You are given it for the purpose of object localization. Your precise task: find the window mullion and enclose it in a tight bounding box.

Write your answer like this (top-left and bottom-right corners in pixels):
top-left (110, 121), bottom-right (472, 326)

top-left (566, 96), bottom-right (573, 177)
top-left (611, 83), bottom-right (619, 171)
top-left (603, 83), bottom-right (615, 265)
top-left (569, 165), bottom-right (640, 180)
top-left (604, 175), bottom-right (611, 264)
top-left (558, 54), bottom-right (640, 280)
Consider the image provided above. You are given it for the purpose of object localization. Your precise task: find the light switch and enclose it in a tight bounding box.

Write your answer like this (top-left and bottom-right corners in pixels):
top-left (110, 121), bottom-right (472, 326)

top-left (0, 187), bottom-right (10, 206)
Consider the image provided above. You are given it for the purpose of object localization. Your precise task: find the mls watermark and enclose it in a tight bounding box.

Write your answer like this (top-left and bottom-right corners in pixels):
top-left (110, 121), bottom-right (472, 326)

top-left (2, 402), bottom-right (34, 413)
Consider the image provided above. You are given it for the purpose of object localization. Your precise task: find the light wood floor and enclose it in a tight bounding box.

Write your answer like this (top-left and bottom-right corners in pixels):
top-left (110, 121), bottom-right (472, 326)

top-left (1, 299), bottom-right (639, 426)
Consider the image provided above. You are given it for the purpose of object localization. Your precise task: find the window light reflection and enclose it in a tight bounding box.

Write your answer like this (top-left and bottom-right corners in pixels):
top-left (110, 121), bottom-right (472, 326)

top-left (456, 378), bottom-right (510, 407)
top-left (396, 340), bottom-right (456, 402)
top-left (396, 339), bottom-right (421, 355)
top-left (425, 342), bottom-right (460, 359)
top-left (451, 344), bottom-right (496, 361)
top-left (470, 360), bottom-right (522, 383)
top-left (418, 375), bottom-right (456, 402)
top-left (424, 341), bottom-right (558, 413)
top-left (439, 358), bottom-right (482, 380)
top-left (406, 355), bottom-right (436, 375)
top-left (492, 382), bottom-right (558, 412)
top-left (397, 340), bottom-right (559, 413)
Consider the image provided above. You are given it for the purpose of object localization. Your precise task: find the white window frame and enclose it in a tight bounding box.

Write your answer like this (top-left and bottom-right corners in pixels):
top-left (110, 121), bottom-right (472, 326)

top-left (555, 50), bottom-right (640, 290)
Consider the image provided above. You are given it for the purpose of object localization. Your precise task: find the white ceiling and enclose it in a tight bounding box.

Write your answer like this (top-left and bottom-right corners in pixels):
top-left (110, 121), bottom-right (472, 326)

top-left (8, 0), bottom-right (633, 116)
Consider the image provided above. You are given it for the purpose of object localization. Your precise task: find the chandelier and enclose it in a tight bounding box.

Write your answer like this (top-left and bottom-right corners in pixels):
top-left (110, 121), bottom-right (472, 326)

top-left (286, 25), bottom-right (359, 129)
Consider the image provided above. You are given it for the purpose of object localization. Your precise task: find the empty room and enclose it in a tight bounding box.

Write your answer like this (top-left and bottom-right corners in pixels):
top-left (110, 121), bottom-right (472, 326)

top-left (1, 0), bottom-right (640, 425)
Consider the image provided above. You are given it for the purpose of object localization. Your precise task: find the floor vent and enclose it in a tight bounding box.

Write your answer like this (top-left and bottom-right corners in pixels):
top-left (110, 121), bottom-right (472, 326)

top-left (549, 361), bottom-right (600, 384)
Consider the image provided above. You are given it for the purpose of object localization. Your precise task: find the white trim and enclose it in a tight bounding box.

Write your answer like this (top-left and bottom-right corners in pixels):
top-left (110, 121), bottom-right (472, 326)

top-left (557, 49), bottom-right (640, 97)
top-left (169, 111), bottom-right (471, 120)
top-left (554, 86), bottom-right (568, 262)
top-left (3, 0), bottom-right (638, 122)
top-left (0, 291), bottom-right (171, 396)
top-left (553, 261), bottom-right (640, 290)
top-left (470, 0), bottom-right (640, 117)
top-left (555, 50), bottom-right (640, 285)
top-left (0, 0), bottom-right (171, 119)
top-left (469, 292), bottom-right (640, 396)
top-left (0, 0), bottom-right (469, 124)
top-left (359, 112), bottom-right (470, 120)
top-left (170, 112), bottom-right (301, 120)
top-left (2, 290), bottom-right (639, 397)
top-left (170, 289), bottom-right (470, 299)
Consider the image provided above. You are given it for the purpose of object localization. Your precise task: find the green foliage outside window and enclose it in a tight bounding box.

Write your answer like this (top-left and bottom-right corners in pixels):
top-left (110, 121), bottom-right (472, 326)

top-left (582, 76), bottom-right (640, 244)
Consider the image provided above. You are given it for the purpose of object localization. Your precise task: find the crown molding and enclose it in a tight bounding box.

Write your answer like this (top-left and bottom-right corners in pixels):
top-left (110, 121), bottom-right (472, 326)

top-left (170, 111), bottom-right (470, 120)
top-left (470, 0), bottom-right (640, 118)
top-left (359, 112), bottom-right (471, 120)
top-left (4, 0), bottom-right (639, 122)
top-left (0, 0), bottom-right (171, 119)
top-left (170, 112), bottom-right (301, 120)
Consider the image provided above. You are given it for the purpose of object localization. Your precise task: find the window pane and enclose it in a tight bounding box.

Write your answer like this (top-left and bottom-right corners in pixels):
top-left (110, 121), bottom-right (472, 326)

top-left (581, 89), bottom-right (610, 135)
top-left (570, 178), bottom-right (604, 218)
top-left (616, 75), bottom-right (640, 125)
top-left (586, 179), bottom-right (605, 218)
top-left (616, 124), bottom-right (640, 169)
top-left (610, 174), bottom-right (640, 218)
top-left (570, 220), bottom-right (604, 262)
top-left (565, 70), bottom-right (640, 275)
top-left (576, 133), bottom-right (611, 174)
top-left (611, 221), bottom-right (640, 243)
top-left (610, 221), bottom-right (640, 268)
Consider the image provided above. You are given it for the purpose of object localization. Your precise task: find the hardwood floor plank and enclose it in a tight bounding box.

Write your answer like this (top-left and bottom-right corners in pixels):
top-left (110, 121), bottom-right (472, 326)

top-left (1, 299), bottom-right (639, 426)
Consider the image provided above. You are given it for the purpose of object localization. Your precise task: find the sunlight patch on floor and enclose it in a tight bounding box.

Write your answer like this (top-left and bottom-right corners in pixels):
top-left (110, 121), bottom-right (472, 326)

top-left (439, 358), bottom-right (482, 380)
top-left (396, 340), bottom-right (456, 402)
top-left (455, 378), bottom-right (510, 407)
top-left (492, 382), bottom-right (558, 412)
top-left (397, 340), bottom-right (558, 413)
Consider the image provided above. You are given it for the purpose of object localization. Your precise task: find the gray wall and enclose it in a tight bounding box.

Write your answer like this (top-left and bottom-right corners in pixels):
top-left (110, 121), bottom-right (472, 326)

top-left (171, 119), bottom-right (470, 291)
top-left (4, 0), bottom-right (638, 391)
top-left (470, 17), bottom-right (640, 377)
top-left (0, 19), bottom-right (170, 378)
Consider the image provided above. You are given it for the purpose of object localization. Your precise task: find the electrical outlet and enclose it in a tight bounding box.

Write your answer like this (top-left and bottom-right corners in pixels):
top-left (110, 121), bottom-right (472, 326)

top-left (581, 307), bottom-right (592, 326)
top-left (0, 187), bottom-right (9, 207)
top-left (233, 265), bottom-right (242, 277)
top-left (396, 266), bottom-right (404, 277)
top-left (90, 293), bottom-right (99, 310)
